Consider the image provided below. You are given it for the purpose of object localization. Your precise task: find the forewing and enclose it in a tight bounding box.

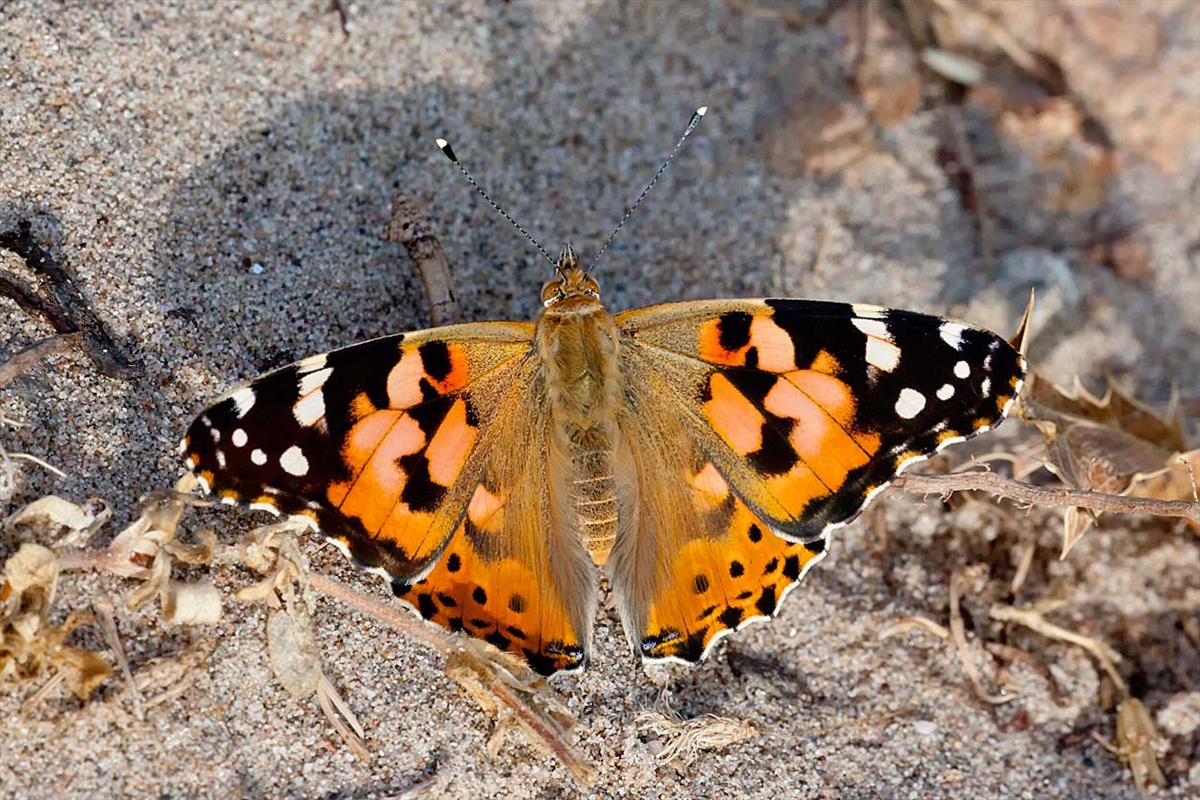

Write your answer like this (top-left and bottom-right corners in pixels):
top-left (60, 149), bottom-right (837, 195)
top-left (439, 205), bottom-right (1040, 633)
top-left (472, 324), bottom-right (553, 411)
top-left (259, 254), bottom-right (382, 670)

top-left (182, 322), bottom-right (536, 582)
top-left (616, 299), bottom-right (1025, 541)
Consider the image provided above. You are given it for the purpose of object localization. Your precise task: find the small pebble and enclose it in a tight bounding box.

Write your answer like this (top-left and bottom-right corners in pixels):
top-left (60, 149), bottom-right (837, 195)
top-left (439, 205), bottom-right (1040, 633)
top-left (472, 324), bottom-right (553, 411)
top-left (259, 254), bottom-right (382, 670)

top-left (913, 720), bottom-right (938, 736)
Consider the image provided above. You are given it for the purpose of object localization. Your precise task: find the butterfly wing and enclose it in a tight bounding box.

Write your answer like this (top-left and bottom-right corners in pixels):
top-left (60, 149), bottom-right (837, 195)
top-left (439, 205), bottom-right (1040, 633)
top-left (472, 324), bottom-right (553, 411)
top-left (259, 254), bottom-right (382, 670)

top-left (182, 322), bottom-right (536, 581)
top-left (183, 321), bottom-right (596, 674)
top-left (393, 374), bottom-right (597, 675)
top-left (610, 298), bottom-right (1025, 662)
top-left (616, 298), bottom-right (1025, 541)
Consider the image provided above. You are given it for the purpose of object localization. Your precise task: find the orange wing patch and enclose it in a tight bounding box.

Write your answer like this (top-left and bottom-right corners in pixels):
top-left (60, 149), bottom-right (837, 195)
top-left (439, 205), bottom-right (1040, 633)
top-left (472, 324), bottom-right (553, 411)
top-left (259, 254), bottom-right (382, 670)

top-left (640, 487), bottom-right (825, 663)
top-left (393, 482), bottom-right (587, 676)
top-left (701, 363), bottom-right (881, 522)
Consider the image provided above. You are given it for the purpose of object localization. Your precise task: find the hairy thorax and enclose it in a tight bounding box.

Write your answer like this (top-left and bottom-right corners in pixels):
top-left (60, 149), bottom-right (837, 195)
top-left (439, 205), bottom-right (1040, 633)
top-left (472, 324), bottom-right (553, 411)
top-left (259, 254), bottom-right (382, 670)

top-left (537, 295), bottom-right (623, 564)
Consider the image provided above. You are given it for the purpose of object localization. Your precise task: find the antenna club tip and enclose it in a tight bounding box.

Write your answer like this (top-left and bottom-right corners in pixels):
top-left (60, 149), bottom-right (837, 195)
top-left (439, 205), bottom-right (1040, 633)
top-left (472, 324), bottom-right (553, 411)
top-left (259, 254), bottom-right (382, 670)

top-left (696, 106), bottom-right (708, 116)
top-left (435, 138), bottom-right (458, 162)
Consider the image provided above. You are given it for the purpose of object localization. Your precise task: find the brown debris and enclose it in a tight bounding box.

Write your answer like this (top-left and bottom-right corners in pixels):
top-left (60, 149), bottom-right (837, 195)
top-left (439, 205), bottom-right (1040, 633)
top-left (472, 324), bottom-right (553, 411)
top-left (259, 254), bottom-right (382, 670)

top-left (0, 219), bottom-right (141, 378)
top-left (635, 693), bottom-right (756, 767)
top-left (386, 196), bottom-right (460, 326)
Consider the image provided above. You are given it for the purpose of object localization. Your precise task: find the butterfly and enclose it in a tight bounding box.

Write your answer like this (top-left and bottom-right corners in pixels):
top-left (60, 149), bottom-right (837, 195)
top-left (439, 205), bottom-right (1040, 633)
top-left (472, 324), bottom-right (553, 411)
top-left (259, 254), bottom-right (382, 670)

top-left (181, 241), bottom-right (1025, 676)
top-left (181, 109), bottom-right (1025, 676)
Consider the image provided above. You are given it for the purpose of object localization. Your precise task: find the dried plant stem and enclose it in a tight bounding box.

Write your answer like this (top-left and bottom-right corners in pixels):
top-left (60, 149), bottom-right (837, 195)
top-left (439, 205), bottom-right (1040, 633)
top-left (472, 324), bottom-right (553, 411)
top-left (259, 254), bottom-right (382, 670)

top-left (879, 616), bottom-right (951, 640)
top-left (893, 471), bottom-right (1200, 525)
top-left (488, 677), bottom-right (596, 784)
top-left (950, 570), bottom-right (1012, 705)
top-left (989, 603), bottom-right (1127, 695)
top-left (94, 601), bottom-right (144, 721)
top-left (305, 572), bottom-right (453, 655)
top-left (0, 332), bottom-right (81, 389)
top-left (386, 196), bottom-right (459, 326)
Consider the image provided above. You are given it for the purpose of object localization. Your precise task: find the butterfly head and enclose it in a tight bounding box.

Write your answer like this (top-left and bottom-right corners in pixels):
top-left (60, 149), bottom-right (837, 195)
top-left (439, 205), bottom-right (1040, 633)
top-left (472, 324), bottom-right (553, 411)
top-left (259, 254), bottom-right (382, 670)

top-left (541, 242), bottom-right (601, 307)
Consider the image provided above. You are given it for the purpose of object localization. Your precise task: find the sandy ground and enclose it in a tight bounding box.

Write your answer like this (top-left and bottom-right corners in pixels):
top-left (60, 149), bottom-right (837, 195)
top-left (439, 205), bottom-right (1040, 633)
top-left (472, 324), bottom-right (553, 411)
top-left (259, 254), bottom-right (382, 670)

top-left (2, 2), bottom-right (1198, 798)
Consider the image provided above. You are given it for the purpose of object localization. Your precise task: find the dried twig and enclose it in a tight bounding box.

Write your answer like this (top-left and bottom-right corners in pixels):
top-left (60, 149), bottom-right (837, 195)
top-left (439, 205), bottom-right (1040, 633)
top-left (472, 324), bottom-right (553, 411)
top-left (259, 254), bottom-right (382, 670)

top-left (94, 601), bottom-right (144, 721)
top-left (0, 333), bottom-right (81, 389)
top-left (893, 470), bottom-right (1200, 525)
top-left (989, 603), bottom-right (1126, 694)
top-left (316, 674), bottom-right (370, 762)
top-left (1, 219), bottom-right (140, 377)
top-left (306, 571), bottom-right (452, 656)
top-left (950, 568), bottom-right (1012, 704)
top-left (879, 616), bottom-right (951, 641)
top-left (306, 571), bottom-right (594, 784)
top-left (386, 196), bottom-right (459, 326)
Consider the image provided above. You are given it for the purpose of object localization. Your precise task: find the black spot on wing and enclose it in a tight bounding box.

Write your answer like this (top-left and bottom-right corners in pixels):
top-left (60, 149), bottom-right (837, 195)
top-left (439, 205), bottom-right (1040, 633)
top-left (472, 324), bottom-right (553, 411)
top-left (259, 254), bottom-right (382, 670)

top-left (783, 554), bottom-right (802, 581)
top-left (321, 334), bottom-right (404, 436)
top-left (397, 452), bottom-right (448, 512)
top-left (718, 606), bottom-right (744, 629)
top-left (717, 311), bottom-right (753, 351)
top-left (418, 340), bottom-right (453, 382)
top-left (756, 585), bottom-right (778, 616)
top-left (406, 393), bottom-right (454, 436)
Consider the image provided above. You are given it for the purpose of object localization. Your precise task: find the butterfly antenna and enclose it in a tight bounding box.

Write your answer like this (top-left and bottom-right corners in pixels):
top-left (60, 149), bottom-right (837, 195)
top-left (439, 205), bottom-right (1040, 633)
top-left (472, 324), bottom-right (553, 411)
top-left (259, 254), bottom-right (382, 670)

top-left (588, 105), bottom-right (708, 271)
top-left (435, 137), bottom-right (558, 269)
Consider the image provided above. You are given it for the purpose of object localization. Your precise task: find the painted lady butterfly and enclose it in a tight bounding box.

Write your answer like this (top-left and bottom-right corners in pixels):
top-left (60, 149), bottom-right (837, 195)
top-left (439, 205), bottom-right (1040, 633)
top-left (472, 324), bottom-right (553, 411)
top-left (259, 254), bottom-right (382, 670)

top-left (181, 112), bottom-right (1026, 676)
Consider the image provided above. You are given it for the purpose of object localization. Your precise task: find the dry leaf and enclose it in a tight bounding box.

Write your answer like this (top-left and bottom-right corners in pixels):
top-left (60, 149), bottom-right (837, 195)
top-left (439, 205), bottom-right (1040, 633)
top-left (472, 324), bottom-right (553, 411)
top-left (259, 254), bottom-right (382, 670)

top-left (1115, 698), bottom-right (1167, 790)
top-left (267, 607), bottom-right (322, 699)
top-left (5, 496), bottom-right (110, 547)
top-left (1021, 372), bottom-right (1196, 554)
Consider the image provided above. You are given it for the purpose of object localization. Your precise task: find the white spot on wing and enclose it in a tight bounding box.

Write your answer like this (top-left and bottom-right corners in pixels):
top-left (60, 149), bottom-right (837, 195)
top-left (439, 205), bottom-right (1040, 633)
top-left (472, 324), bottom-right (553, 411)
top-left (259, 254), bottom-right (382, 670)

top-left (298, 353), bottom-right (328, 372)
top-left (215, 450), bottom-right (226, 469)
top-left (293, 391), bottom-right (325, 427)
top-left (851, 303), bottom-right (885, 318)
top-left (954, 360), bottom-right (970, 379)
top-left (852, 318), bottom-right (890, 339)
top-left (865, 337), bottom-right (901, 372)
top-left (251, 448), bottom-right (268, 466)
top-left (981, 378), bottom-right (991, 396)
top-left (895, 388), bottom-right (927, 419)
top-left (232, 428), bottom-right (248, 448)
top-left (936, 383), bottom-right (955, 400)
top-left (940, 322), bottom-right (967, 350)
top-left (230, 387), bottom-right (256, 418)
top-left (298, 367), bottom-right (333, 395)
top-left (280, 445), bottom-right (309, 476)
top-left (209, 428), bottom-right (221, 442)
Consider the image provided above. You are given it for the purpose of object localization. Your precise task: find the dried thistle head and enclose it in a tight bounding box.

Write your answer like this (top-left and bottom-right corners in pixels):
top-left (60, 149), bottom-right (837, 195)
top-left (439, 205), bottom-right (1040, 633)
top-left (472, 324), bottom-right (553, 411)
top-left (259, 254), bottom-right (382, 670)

top-left (0, 544), bottom-right (110, 698)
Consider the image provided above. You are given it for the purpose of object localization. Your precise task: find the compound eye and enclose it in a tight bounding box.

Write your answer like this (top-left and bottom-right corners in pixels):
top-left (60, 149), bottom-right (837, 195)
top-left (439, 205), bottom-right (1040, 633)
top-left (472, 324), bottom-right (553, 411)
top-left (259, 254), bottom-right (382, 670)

top-left (582, 276), bottom-right (601, 297)
top-left (540, 280), bottom-right (562, 305)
